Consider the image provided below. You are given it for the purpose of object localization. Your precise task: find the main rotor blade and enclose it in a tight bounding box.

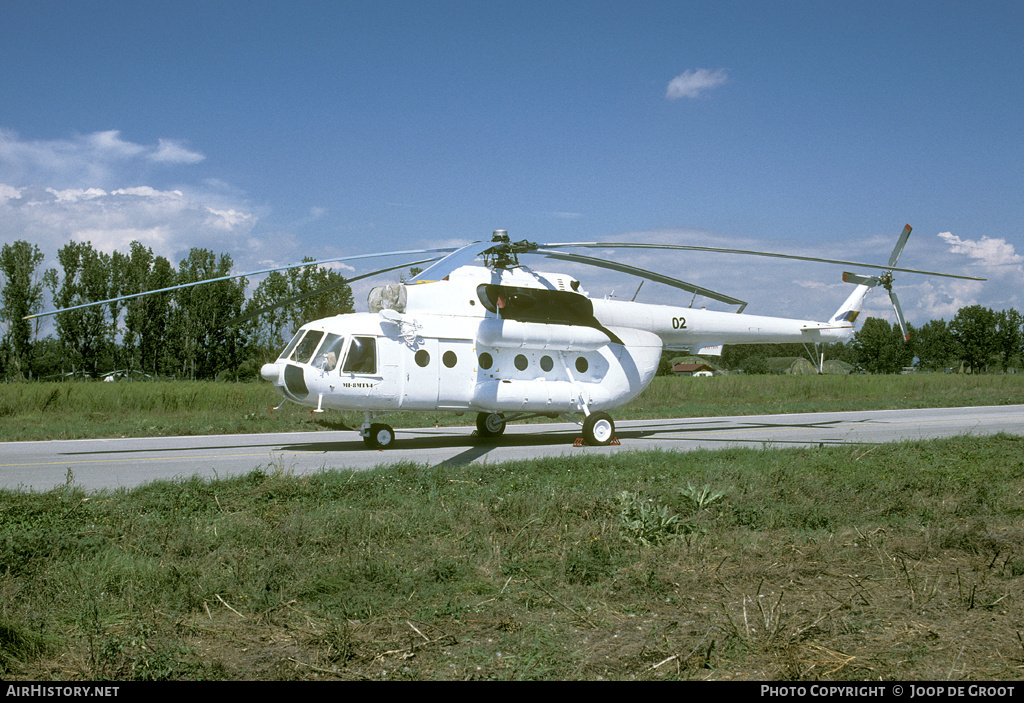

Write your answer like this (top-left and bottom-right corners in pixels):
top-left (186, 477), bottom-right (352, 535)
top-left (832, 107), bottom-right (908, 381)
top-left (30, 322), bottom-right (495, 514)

top-left (408, 241), bottom-right (492, 283)
top-left (25, 247), bottom-right (459, 320)
top-left (537, 250), bottom-right (748, 312)
top-left (225, 257), bottom-right (441, 327)
top-left (536, 241), bottom-right (985, 281)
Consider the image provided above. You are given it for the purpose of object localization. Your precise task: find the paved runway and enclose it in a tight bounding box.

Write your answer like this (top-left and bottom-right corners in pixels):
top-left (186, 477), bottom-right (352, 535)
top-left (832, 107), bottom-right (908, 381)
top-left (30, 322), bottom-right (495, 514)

top-left (3, 405), bottom-right (1023, 492)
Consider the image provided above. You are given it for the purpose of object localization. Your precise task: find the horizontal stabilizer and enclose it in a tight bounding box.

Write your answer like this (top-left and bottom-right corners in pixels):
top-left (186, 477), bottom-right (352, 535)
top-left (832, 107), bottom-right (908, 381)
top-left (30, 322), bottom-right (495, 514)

top-left (801, 322), bottom-right (851, 331)
top-left (695, 343), bottom-right (724, 356)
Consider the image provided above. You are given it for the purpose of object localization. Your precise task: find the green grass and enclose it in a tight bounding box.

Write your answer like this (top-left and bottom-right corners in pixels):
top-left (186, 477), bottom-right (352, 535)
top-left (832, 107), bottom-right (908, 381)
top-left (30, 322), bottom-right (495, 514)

top-left (2, 374), bottom-right (1023, 679)
top-left (2, 434), bottom-right (1023, 680)
top-left (2, 373), bottom-right (1023, 441)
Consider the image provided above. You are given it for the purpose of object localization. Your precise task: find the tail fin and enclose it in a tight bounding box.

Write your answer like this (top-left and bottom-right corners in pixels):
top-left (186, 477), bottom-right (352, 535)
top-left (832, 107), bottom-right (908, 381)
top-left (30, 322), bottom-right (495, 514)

top-left (828, 282), bottom-right (873, 334)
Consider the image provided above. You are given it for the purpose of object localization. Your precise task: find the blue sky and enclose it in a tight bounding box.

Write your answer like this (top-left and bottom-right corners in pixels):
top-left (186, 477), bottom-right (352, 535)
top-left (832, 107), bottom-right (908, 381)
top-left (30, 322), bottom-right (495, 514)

top-left (1, 0), bottom-right (1021, 327)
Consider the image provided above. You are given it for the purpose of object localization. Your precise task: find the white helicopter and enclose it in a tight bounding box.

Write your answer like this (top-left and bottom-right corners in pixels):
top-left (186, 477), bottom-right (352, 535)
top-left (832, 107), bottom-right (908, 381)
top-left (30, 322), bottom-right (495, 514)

top-left (31, 225), bottom-right (982, 448)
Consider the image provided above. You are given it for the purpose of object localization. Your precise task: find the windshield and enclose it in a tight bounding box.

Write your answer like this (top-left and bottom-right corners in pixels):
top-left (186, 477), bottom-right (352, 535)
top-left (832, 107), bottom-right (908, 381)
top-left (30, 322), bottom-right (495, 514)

top-left (288, 330), bottom-right (324, 364)
top-left (277, 330), bottom-right (304, 361)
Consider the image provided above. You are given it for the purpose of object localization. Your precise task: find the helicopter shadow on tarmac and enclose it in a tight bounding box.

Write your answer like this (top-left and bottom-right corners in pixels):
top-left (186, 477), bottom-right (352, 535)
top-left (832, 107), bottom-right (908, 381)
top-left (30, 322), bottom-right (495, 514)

top-left (272, 415), bottom-right (881, 468)
top-left (55, 416), bottom-right (880, 473)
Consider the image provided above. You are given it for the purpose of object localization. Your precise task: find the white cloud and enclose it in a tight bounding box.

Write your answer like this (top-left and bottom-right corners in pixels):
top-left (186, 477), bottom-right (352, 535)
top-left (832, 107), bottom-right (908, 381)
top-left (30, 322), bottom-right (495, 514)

top-left (937, 232), bottom-right (1023, 269)
top-left (150, 138), bottom-right (205, 164)
top-left (85, 130), bottom-right (147, 160)
top-left (45, 187), bottom-right (108, 202)
top-left (112, 186), bottom-right (184, 198)
top-left (0, 183), bottom-right (22, 201)
top-left (914, 278), bottom-right (984, 321)
top-left (0, 128), bottom-right (205, 188)
top-left (0, 183), bottom-right (257, 267)
top-left (205, 207), bottom-right (256, 231)
top-left (0, 127), bottom-right (275, 277)
top-left (666, 68), bottom-right (728, 99)
top-left (932, 231), bottom-right (1024, 314)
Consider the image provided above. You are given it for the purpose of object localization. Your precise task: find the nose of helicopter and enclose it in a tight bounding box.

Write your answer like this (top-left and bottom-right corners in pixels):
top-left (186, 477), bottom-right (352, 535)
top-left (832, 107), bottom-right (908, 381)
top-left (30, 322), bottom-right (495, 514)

top-left (260, 362), bottom-right (281, 383)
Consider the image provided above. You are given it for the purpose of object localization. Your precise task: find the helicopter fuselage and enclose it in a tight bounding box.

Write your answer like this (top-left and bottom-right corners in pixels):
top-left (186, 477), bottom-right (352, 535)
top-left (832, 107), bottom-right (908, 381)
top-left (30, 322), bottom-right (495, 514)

top-left (259, 264), bottom-right (859, 426)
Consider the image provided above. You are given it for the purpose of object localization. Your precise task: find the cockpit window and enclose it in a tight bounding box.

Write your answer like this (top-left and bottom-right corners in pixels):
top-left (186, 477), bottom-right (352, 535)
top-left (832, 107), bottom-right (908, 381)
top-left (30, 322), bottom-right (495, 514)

top-left (311, 333), bottom-right (344, 372)
top-left (342, 336), bottom-right (377, 374)
top-left (277, 330), bottom-right (304, 362)
top-left (289, 330), bottom-right (324, 364)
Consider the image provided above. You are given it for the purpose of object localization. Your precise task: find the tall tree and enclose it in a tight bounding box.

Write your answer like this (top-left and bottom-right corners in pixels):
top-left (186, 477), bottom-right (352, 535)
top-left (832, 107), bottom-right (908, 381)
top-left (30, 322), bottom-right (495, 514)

top-left (284, 258), bottom-right (355, 332)
top-left (120, 242), bottom-right (175, 377)
top-left (914, 319), bottom-right (958, 371)
top-left (993, 308), bottom-right (1023, 371)
top-left (949, 305), bottom-right (998, 373)
top-left (852, 317), bottom-right (914, 374)
top-left (143, 255), bottom-right (175, 378)
top-left (0, 241), bottom-right (46, 379)
top-left (243, 270), bottom-right (292, 360)
top-left (44, 241), bottom-right (112, 377)
top-left (167, 248), bottom-right (246, 379)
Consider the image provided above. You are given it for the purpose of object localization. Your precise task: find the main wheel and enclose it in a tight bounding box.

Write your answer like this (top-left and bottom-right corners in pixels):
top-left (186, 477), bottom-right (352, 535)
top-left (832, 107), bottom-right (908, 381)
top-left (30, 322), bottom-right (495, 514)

top-left (582, 412), bottom-right (615, 446)
top-left (476, 412), bottom-right (506, 438)
top-left (363, 423), bottom-right (396, 449)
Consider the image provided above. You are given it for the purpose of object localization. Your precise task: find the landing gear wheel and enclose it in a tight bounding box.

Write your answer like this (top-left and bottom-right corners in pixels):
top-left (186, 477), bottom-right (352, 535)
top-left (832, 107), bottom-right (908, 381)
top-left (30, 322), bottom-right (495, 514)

top-left (476, 412), bottom-right (506, 438)
top-left (363, 423), bottom-right (395, 449)
top-left (582, 412), bottom-right (615, 446)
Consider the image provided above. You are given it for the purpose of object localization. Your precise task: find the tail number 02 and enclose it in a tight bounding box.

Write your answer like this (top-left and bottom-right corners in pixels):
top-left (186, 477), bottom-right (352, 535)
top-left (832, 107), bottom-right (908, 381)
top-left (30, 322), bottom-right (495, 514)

top-left (671, 316), bottom-right (687, 330)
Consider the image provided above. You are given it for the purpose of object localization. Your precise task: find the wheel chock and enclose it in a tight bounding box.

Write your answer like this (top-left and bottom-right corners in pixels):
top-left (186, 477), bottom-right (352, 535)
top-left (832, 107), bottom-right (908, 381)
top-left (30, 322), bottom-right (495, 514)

top-left (573, 437), bottom-right (621, 447)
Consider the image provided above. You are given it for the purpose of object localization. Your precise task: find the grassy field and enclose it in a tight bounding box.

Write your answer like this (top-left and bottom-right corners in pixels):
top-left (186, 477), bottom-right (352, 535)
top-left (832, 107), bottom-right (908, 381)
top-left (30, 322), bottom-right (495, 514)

top-left (2, 435), bottom-right (1023, 680)
top-left (2, 373), bottom-right (1023, 442)
top-left (1, 374), bottom-right (1023, 680)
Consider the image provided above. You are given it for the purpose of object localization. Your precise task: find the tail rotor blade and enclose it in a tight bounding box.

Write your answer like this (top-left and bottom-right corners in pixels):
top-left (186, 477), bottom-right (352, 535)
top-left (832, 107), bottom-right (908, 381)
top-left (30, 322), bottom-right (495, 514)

top-left (842, 272), bottom-right (880, 287)
top-left (889, 288), bottom-right (909, 341)
top-left (888, 224), bottom-right (912, 268)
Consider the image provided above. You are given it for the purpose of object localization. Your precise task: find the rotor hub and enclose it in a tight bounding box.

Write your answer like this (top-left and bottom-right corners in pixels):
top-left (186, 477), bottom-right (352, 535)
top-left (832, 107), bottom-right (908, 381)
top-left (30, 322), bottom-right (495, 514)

top-left (483, 229), bottom-right (538, 269)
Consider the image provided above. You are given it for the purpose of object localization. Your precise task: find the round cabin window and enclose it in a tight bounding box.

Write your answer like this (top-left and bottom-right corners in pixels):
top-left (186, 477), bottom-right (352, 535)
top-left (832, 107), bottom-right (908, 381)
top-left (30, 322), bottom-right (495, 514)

top-left (443, 351), bottom-right (457, 368)
top-left (479, 352), bottom-right (493, 370)
top-left (575, 356), bottom-right (589, 374)
top-left (514, 354), bottom-right (529, 371)
top-left (415, 349), bottom-right (430, 367)
top-left (540, 355), bottom-right (553, 372)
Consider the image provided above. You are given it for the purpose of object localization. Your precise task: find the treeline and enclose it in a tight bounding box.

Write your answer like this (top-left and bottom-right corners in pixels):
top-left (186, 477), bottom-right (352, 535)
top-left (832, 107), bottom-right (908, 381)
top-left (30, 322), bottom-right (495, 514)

top-left (3, 238), bottom-right (1020, 381)
top-left (0, 239), bottom-right (353, 381)
top-left (716, 306), bottom-right (1023, 375)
